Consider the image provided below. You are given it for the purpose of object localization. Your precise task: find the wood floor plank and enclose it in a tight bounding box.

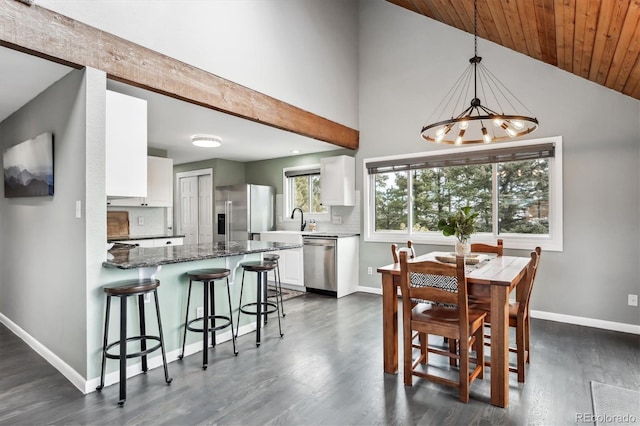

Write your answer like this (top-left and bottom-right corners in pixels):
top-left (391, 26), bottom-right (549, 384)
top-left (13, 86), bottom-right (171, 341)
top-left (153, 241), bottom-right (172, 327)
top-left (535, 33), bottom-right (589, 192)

top-left (0, 293), bottom-right (638, 425)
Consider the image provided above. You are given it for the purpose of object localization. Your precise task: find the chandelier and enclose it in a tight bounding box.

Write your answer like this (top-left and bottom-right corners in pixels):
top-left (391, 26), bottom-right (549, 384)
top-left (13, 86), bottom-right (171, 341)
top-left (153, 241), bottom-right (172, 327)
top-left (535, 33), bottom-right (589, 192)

top-left (420, 0), bottom-right (538, 145)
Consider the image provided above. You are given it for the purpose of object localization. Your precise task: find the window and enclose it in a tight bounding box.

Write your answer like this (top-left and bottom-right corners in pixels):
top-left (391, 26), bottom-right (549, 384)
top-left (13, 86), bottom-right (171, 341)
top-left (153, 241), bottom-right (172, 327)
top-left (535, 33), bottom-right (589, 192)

top-left (364, 137), bottom-right (563, 251)
top-left (284, 166), bottom-right (328, 216)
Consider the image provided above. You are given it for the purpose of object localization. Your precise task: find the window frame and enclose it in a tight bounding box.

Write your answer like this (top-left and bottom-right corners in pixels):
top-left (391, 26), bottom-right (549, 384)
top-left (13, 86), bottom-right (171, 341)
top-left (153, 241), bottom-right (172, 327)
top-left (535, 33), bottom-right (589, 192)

top-left (363, 136), bottom-right (563, 251)
top-left (283, 164), bottom-right (330, 222)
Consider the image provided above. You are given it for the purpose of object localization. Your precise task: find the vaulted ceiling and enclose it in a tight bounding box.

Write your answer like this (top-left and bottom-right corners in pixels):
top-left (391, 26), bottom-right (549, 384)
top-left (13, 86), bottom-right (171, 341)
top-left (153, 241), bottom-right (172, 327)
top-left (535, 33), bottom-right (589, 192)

top-left (386, 0), bottom-right (640, 100)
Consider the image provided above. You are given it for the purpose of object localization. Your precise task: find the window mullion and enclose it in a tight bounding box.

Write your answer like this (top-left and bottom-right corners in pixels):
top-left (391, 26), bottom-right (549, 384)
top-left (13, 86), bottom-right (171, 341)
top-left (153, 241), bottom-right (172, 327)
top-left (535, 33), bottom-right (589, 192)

top-left (492, 163), bottom-right (499, 237)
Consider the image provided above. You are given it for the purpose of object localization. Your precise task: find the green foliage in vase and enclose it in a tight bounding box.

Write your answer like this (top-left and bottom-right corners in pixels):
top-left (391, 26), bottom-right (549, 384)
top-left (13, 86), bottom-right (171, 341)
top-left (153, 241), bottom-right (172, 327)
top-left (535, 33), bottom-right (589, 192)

top-left (437, 206), bottom-right (479, 243)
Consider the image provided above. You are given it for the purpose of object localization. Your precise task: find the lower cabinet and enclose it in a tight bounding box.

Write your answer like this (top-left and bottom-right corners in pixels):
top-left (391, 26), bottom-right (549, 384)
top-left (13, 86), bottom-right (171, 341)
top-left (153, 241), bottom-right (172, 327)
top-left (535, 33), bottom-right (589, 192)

top-left (276, 247), bottom-right (304, 287)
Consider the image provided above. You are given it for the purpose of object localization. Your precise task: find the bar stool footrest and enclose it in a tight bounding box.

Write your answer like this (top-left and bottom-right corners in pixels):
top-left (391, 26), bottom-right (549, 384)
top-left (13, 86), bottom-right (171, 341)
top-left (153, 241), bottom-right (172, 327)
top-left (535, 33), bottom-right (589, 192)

top-left (239, 302), bottom-right (278, 316)
top-left (186, 315), bottom-right (232, 333)
top-left (105, 335), bottom-right (162, 360)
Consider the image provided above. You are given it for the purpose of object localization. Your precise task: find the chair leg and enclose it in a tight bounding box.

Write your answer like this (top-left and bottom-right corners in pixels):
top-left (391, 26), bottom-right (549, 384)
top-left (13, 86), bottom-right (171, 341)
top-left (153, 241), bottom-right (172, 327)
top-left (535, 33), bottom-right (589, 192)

top-left (458, 335), bottom-right (469, 403)
top-left (96, 295), bottom-right (111, 391)
top-left (403, 325), bottom-right (413, 386)
top-left (118, 295), bottom-right (127, 406)
top-left (179, 280), bottom-right (193, 359)
top-left (209, 280), bottom-right (216, 348)
top-left (137, 294), bottom-right (148, 373)
top-left (516, 317), bottom-right (526, 383)
top-left (525, 315), bottom-right (531, 364)
top-left (449, 338), bottom-right (458, 367)
top-left (153, 290), bottom-right (172, 385)
top-left (275, 261), bottom-right (285, 317)
top-left (226, 278), bottom-right (238, 355)
top-left (475, 325), bottom-right (484, 380)
top-left (202, 280), bottom-right (209, 369)
top-left (235, 270), bottom-right (245, 339)
top-left (419, 332), bottom-right (427, 365)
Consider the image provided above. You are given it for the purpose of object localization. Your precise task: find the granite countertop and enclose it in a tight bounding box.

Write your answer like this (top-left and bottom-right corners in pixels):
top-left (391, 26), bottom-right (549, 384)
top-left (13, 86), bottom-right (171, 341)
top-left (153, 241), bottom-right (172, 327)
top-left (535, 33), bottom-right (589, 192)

top-left (301, 232), bottom-right (360, 238)
top-left (104, 240), bottom-right (303, 270)
top-left (107, 234), bottom-right (186, 242)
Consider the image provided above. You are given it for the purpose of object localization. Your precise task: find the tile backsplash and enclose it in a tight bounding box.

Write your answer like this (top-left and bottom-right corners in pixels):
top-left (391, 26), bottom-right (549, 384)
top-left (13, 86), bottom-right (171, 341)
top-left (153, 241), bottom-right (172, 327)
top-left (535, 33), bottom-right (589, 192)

top-left (275, 190), bottom-right (361, 234)
top-left (107, 206), bottom-right (168, 237)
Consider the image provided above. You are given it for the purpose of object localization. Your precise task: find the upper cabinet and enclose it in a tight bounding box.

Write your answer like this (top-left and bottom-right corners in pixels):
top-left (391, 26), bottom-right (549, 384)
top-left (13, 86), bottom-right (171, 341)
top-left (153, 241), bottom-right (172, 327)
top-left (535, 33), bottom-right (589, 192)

top-left (320, 155), bottom-right (355, 206)
top-left (106, 90), bottom-right (147, 198)
top-left (108, 156), bottom-right (173, 207)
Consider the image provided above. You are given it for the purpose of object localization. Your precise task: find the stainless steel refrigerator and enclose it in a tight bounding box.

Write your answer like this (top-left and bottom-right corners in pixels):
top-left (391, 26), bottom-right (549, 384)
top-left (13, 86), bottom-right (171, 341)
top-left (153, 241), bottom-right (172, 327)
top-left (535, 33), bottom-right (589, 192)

top-left (214, 184), bottom-right (275, 241)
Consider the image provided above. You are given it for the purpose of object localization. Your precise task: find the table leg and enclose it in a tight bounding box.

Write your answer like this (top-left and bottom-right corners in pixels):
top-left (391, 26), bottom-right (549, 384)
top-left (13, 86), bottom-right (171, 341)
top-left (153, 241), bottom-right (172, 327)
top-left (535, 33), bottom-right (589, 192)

top-left (382, 273), bottom-right (398, 374)
top-left (490, 284), bottom-right (509, 407)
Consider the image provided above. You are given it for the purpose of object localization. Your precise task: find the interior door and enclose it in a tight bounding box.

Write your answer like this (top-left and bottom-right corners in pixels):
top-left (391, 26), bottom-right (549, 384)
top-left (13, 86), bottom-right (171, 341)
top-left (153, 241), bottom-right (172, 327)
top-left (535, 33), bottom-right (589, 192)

top-left (179, 176), bottom-right (199, 245)
top-left (198, 174), bottom-right (213, 243)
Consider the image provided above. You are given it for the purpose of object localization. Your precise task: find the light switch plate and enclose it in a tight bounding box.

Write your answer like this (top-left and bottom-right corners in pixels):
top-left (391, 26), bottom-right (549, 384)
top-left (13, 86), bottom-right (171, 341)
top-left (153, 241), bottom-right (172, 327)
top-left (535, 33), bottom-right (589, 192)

top-left (138, 216), bottom-right (144, 226)
top-left (75, 200), bottom-right (81, 218)
top-left (332, 215), bottom-right (342, 225)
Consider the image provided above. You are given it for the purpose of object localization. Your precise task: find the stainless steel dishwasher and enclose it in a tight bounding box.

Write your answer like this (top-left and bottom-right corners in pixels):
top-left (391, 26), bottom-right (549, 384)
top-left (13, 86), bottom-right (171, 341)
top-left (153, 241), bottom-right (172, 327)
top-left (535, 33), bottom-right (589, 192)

top-left (303, 237), bottom-right (337, 292)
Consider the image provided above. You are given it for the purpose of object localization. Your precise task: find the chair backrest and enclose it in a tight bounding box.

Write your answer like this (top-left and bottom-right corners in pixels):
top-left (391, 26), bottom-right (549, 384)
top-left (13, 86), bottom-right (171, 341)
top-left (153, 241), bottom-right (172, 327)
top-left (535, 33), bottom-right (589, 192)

top-left (399, 251), bottom-right (469, 335)
top-left (470, 239), bottom-right (503, 256)
top-left (391, 240), bottom-right (416, 263)
top-left (517, 247), bottom-right (541, 315)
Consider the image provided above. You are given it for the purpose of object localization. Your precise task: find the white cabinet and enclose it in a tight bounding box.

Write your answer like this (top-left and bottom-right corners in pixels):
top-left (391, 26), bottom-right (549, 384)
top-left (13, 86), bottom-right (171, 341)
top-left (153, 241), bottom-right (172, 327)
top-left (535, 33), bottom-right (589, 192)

top-left (106, 90), bottom-right (147, 198)
top-left (108, 156), bottom-right (173, 207)
top-left (320, 155), bottom-right (355, 206)
top-left (335, 236), bottom-right (359, 298)
top-left (260, 232), bottom-right (304, 287)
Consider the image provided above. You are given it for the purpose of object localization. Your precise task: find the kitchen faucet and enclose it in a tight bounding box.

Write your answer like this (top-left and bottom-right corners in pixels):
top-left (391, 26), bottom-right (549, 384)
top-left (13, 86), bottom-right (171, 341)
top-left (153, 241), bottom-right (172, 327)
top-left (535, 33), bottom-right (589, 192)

top-left (290, 208), bottom-right (307, 231)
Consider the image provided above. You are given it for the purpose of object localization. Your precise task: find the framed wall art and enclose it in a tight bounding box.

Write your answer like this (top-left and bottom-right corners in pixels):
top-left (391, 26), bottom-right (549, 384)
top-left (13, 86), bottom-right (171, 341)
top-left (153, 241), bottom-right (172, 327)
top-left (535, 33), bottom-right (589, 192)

top-left (3, 132), bottom-right (54, 198)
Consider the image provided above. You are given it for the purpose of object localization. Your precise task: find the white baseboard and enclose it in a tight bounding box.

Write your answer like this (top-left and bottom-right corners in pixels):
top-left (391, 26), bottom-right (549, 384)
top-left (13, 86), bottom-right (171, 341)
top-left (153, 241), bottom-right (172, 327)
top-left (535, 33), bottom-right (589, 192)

top-left (357, 286), bottom-right (382, 295)
top-left (84, 322), bottom-right (257, 393)
top-left (0, 311), bottom-right (257, 394)
top-left (531, 310), bottom-right (640, 335)
top-left (0, 312), bottom-right (87, 393)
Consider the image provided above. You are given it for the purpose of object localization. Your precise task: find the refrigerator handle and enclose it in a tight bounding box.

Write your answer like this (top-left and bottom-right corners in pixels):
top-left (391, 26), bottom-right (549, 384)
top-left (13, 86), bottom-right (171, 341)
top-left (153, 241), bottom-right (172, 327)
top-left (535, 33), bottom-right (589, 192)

top-left (225, 201), bottom-right (232, 240)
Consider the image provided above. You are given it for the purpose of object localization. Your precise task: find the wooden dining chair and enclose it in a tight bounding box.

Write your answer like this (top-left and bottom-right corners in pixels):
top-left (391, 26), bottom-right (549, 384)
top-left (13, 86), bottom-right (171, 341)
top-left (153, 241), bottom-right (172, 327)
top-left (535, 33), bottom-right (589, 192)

top-left (470, 239), bottom-right (503, 256)
top-left (473, 247), bottom-right (541, 383)
top-left (398, 251), bottom-right (486, 402)
top-left (391, 240), bottom-right (416, 263)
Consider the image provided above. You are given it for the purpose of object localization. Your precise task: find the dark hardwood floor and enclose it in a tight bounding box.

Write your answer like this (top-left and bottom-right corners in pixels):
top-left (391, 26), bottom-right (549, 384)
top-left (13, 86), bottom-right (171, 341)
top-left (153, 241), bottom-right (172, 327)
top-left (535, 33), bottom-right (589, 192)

top-left (0, 293), bottom-right (638, 425)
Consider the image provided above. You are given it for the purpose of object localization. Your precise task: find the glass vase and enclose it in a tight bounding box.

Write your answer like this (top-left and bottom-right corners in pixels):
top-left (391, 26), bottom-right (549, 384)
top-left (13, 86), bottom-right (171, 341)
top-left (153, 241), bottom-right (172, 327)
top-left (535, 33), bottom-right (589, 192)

top-left (455, 240), bottom-right (470, 257)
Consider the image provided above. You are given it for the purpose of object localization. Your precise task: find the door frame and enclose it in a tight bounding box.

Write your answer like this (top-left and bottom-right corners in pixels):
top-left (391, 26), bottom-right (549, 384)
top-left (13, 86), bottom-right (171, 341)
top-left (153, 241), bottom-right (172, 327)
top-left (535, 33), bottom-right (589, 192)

top-left (175, 168), bottom-right (213, 238)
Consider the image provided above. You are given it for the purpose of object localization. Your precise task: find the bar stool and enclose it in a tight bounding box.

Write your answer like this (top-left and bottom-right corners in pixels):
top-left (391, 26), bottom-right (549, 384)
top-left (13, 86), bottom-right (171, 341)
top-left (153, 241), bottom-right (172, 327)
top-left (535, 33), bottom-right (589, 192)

top-left (236, 261), bottom-right (284, 346)
top-left (96, 278), bottom-right (172, 406)
top-left (263, 253), bottom-right (286, 317)
top-left (178, 268), bottom-right (238, 370)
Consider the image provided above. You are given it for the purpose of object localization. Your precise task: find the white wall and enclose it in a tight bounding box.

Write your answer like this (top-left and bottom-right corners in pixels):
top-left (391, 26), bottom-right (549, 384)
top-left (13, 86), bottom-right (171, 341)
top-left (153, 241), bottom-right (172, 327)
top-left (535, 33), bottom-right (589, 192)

top-left (357, 1), bottom-right (640, 326)
top-left (0, 69), bottom-right (92, 375)
top-left (37, 0), bottom-right (360, 130)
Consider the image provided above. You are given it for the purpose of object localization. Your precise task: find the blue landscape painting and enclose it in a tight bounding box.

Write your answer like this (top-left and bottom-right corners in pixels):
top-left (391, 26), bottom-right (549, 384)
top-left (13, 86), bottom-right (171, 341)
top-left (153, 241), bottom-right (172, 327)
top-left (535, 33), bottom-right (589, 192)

top-left (3, 132), bottom-right (54, 198)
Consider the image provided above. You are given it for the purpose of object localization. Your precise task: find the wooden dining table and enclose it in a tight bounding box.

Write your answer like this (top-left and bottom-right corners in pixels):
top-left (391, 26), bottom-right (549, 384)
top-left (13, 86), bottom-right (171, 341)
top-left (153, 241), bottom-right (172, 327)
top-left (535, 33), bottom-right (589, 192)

top-left (377, 251), bottom-right (531, 408)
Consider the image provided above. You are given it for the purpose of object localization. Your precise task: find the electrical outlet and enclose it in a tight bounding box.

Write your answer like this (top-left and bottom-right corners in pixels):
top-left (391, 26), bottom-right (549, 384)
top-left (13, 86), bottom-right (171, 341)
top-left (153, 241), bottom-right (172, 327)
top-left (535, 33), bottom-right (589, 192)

top-left (332, 215), bottom-right (343, 225)
top-left (367, 267), bottom-right (373, 275)
top-left (143, 293), bottom-right (151, 304)
top-left (138, 216), bottom-right (144, 226)
top-left (196, 306), bottom-right (204, 318)
top-left (628, 294), bottom-right (638, 307)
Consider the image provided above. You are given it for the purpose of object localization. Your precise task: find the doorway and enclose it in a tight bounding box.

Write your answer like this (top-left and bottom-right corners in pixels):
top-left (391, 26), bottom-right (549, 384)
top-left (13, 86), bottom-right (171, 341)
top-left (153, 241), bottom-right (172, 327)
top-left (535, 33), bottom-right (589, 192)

top-left (176, 168), bottom-right (213, 245)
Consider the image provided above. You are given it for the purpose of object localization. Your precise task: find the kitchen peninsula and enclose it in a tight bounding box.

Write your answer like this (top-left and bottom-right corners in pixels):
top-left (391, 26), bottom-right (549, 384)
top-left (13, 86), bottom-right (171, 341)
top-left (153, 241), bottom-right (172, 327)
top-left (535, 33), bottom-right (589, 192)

top-left (103, 240), bottom-right (300, 270)
top-left (97, 239), bottom-right (303, 387)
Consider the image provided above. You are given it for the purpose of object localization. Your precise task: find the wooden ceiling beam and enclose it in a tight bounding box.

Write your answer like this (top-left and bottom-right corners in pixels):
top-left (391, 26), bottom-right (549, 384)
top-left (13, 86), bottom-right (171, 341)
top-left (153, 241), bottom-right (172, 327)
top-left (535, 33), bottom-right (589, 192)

top-left (0, 0), bottom-right (359, 150)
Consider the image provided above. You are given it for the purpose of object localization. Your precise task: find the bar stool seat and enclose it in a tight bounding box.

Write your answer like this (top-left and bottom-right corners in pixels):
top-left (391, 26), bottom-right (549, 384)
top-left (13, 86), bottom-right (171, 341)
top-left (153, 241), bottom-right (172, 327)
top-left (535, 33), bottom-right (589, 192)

top-left (236, 261), bottom-right (284, 346)
top-left (179, 268), bottom-right (237, 370)
top-left (96, 278), bottom-right (172, 406)
top-left (263, 253), bottom-right (286, 317)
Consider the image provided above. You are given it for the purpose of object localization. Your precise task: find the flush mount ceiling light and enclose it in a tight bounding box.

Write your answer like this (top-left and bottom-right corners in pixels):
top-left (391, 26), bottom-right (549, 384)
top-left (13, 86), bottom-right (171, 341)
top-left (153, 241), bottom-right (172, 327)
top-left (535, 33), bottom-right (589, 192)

top-left (420, 0), bottom-right (538, 145)
top-left (191, 134), bottom-right (222, 148)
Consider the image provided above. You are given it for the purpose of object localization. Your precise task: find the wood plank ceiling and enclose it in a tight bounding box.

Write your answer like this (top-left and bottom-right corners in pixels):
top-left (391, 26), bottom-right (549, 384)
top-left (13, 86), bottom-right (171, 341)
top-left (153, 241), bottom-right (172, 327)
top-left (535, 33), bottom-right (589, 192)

top-left (386, 0), bottom-right (640, 100)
